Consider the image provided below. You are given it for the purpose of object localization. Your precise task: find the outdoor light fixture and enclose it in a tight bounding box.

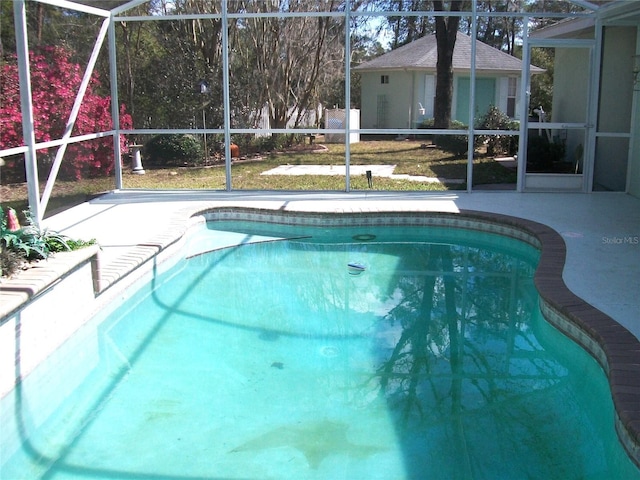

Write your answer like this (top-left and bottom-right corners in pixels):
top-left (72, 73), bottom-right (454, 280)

top-left (198, 80), bottom-right (210, 95)
top-left (197, 80), bottom-right (210, 162)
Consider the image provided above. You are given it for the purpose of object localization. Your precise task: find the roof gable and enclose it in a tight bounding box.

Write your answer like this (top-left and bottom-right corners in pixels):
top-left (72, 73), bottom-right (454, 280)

top-left (355, 32), bottom-right (543, 73)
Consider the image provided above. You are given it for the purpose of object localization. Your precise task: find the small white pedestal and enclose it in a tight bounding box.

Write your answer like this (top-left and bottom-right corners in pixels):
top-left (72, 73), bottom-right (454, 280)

top-left (130, 144), bottom-right (145, 174)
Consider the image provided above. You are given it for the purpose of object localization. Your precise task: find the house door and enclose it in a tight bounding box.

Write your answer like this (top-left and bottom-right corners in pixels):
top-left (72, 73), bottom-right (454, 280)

top-left (521, 39), bottom-right (595, 191)
top-left (456, 77), bottom-right (495, 124)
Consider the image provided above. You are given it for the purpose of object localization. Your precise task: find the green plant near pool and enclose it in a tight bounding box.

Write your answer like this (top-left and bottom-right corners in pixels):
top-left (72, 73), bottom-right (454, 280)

top-left (0, 207), bottom-right (96, 277)
top-left (144, 134), bottom-right (204, 167)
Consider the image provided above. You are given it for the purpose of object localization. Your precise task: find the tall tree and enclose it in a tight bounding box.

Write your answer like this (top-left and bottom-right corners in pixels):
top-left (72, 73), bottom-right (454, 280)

top-left (527, 0), bottom-right (587, 30)
top-left (230, 0), bottom-right (345, 130)
top-left (386, 0), bottom-right (433, 48)
top-left (433, 0), bottom-right (466, 129)
top-left (466, 1), bottom-right (522, 54)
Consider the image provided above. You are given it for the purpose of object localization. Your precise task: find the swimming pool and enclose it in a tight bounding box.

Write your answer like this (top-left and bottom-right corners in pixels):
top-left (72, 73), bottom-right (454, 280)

top-left (2, 212), bottom-right (640, 479)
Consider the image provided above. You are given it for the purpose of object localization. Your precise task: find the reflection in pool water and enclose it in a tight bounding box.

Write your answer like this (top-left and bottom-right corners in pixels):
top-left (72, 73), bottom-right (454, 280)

top-left (2, 224), bottom-right (639, 479)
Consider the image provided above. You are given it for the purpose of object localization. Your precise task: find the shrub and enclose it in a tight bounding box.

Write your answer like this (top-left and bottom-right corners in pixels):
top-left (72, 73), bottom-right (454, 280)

top-left (251, 135), bottom-right (280, 152)
top-left (526, 135), bottom-right (566, 171)
top-left (144, 134), bottom-right (204, 166)
top-left (476, 106), bottom-right (519, 156)
top-left (418, 118), bottom-right (436, 131)
top-left (418, 119), bottom-right (470, 156)
top-left (231, 133), bottom-right (305, 155)
top-left (0, 248), bottom-right (24, 278)
top-left (0, 206), bottom-right (96, 277)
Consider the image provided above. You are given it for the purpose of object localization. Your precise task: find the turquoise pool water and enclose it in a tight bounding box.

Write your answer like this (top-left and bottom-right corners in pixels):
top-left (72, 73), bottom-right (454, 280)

top-left (2, 222), bottom-right (639, 479)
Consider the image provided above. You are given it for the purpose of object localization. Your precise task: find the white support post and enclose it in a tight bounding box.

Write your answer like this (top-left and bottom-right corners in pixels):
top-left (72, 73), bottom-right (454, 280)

top-left (628, 26), bottom-right (640, 194)
top-left (585, 19), bottom-right (603, 193)
top-left (344, 0), bottom-right (351, 192)
top-left (517, 18), bottom-right (530, 192)
top-left (466, 0), bottom-right (477, 193)
top-left (108, 17), bottom-right (123, 190)
top-left (222, 0), bottom-right (232, 191)
top-left (40, 17), bottom-right (110, 213)
top-left (13, 0), bottom-right (41, 224)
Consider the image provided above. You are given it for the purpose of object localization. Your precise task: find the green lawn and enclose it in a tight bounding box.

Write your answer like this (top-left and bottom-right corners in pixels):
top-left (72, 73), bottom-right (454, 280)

top-left (1, 140), bottom-right (516, 218)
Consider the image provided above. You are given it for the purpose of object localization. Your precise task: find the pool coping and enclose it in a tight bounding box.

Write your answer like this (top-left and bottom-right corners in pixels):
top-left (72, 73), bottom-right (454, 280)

top-left (1, 204), bottom-right (638, 467)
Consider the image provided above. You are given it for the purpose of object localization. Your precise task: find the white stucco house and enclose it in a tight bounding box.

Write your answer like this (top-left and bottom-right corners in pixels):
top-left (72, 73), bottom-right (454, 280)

top-left (354, 32), bottom-right (543, 129)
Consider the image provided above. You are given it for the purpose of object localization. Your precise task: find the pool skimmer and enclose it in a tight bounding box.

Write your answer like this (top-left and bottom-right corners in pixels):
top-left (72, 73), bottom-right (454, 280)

top-left (348, 263), bottom-right (366, 275)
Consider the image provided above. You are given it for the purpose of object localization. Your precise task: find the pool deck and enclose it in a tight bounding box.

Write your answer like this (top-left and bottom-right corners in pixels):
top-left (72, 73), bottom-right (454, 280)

top-left (41, 190), bottom-right (640, 340)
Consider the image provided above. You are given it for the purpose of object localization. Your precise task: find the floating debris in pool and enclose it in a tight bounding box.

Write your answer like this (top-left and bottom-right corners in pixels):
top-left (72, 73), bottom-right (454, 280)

top-left (271, 362), bottom-right (284, 369)
top-left (348, 263), bottom-right (366, 275)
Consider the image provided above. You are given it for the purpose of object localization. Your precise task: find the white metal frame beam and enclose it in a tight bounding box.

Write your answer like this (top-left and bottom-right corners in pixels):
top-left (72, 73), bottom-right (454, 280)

top-left (40, 18), bottom-right (111, 214)
top-left (7, 0), bottom-right (116, 224)
top-left (34, 0), bottom-right (110, 17)
top-left (13, 0), bottom-right (41, 222)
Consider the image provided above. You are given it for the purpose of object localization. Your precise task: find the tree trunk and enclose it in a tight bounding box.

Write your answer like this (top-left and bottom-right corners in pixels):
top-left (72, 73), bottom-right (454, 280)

top-left (120, 22), bottom-right (136, 119)
top-left (432, 0), bottom-right (464, 129)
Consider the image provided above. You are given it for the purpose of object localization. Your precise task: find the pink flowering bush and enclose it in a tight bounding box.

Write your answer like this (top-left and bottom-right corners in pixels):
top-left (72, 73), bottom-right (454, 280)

top-left (0, 46), bottom-right (133, 181)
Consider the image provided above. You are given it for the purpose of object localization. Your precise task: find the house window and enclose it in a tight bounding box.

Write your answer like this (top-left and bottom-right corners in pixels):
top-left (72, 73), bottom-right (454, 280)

top-left (424, 74), bottom-right (435, 118)
top-left (381, 75), bottom-right (389, 85)
top-left (507, 77), bottom-right (517, 117)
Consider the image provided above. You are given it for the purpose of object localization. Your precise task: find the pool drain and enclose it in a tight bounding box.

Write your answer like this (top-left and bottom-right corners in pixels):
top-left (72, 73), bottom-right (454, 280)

top-left (352, 233), bottom-right (376, 241)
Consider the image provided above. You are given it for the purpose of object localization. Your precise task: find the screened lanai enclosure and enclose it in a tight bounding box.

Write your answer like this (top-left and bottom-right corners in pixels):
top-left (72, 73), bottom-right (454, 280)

top-left (1, 0), bottom-right (639, 223)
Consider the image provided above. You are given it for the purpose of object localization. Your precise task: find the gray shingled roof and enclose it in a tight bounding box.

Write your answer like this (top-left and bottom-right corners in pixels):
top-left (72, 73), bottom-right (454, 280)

top-left (354, 32), bottom-right (543, 73)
